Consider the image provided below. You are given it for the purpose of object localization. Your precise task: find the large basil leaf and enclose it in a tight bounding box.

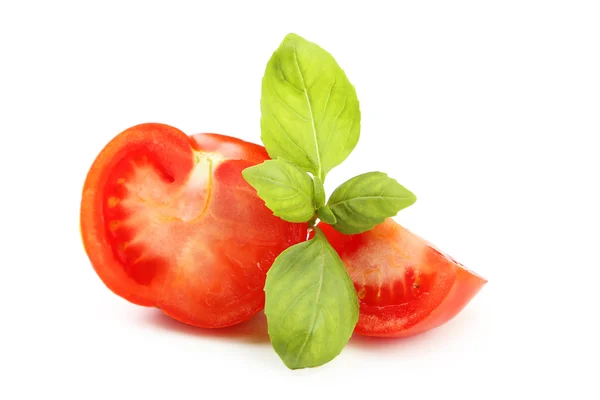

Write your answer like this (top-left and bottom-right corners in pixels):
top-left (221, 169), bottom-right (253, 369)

top-left (264, 228), bottom-right (359, 369)
top-left (261, 33), bottom-right (360, 181)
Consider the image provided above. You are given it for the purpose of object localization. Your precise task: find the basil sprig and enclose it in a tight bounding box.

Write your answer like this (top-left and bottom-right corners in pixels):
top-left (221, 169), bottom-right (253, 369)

top-left (244, 33), bottom-right (417, 369)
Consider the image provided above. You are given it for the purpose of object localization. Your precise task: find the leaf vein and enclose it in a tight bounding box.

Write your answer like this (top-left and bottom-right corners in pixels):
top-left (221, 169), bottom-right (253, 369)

top-left (295, 236), bottom-right (325, 364)
top-left (293, 46), bottom-right (322, 179)
top-left (269, 83), bottom-right (309, 122)
top-left (329, 195), bottom-right (408, 207)
top-left (255, 176), bottom-right (307, 194)
top-left (322, 96), bottom-right (348, 163)
top-left (317, 80), bottom-right (335, 128)
top-left (271, 114), bottom-right (312, 164)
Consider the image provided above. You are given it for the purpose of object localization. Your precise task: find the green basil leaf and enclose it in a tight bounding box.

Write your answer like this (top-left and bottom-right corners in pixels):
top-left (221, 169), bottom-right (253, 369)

top-left (264, 228), bottom-right (359, 369)
top-left (328, 172), bottom-right (417, 234)
top-left (317, 206), bottom-right (337, 225)
top-left (242, 159), bottom-right (315, 223)
top-left (313, 176), bottom-right (326, 209)
top-left (261, 33), bottom-right (361, 181)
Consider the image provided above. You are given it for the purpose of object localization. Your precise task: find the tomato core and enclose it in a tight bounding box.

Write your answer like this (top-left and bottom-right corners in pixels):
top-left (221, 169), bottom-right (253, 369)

top-left (103, 150), bottom-right (222, 285)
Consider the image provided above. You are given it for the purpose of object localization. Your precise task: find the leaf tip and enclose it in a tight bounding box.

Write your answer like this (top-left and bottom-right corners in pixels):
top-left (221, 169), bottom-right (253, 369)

top-left (410, 191), bottom-right (417, 204)
top-left (404, 187), bottom-right (417, 207)
top-left (282, 32), bottom-right (304, 44)
top-left (241, 164), bottom-right (259, 183)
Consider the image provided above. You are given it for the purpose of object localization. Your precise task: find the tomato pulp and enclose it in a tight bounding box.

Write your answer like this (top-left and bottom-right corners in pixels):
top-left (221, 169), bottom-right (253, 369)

top-left (81, 123), bottom-right (307, 328)
top-left (319, 219), bottom-right (486, 337)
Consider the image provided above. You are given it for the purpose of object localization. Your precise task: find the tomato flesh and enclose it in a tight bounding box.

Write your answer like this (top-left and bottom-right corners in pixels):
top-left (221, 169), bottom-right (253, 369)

top-left (319, 219), bottom-right (486, 337)
top-left (81, 123), bottom-right (307, 328)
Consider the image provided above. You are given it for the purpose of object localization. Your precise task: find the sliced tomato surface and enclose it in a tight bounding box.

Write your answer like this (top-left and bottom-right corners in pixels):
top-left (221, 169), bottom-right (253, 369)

top-left (81, 123), bottom-right (307, 328)
top-left (319, 219), bottom-right (486, 337)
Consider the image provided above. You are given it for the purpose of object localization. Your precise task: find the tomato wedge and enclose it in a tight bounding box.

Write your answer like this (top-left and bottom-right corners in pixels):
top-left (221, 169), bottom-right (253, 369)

top-left (319, 219), bottom-right (486, 337)
top-left (80, 123), bottom-right (307, 328)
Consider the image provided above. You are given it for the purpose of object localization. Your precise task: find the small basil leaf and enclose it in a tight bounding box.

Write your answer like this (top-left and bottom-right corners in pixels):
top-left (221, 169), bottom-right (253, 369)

top-left (264, 228), bottom-right (359, 369)
top-left (242, 159), bottom-right (315, 223)
top-left (328, 172), bottom-right (416, 234)
top-left (313, 176), bottom-right (326, 209)
top-left (317, 206), bottom-right (337, 225)
top-left (261, 33), bottom-right (361, 181)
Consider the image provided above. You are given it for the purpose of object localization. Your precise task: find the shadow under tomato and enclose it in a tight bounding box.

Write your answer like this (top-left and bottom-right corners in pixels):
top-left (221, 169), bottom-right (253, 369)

top-left (349, 328), bottom-right (438, 351)
top-left (143, 309), bottom-right (271, 345)
top-left (349, 307), bottom-right (484, 352)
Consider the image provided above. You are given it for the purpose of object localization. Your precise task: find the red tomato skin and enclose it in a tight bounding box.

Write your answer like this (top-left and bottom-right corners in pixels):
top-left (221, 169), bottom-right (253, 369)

top-left (388, 263), bottom-right (486, 338)
top-left (319, 219), bottom-right (486, 338)
top-left (81, 123), bottom-right (307, 328)
top-left (357, 265), bottom-right (487, 338)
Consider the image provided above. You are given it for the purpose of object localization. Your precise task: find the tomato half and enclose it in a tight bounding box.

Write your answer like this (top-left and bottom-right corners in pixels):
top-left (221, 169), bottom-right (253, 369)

top-left (319, 219), bottom-right (486, 338)
top-left (81, 123), bottom-right (307, 328)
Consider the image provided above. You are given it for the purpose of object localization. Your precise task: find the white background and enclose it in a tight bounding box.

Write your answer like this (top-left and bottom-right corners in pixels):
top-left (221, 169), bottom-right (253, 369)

top-left (1, 1), bottom-right (599, 399)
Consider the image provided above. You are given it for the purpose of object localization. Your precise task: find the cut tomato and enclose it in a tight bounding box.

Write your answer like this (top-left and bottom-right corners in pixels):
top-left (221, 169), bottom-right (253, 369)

top-left (319, 219), bottom-right (486, 337)
top-left (81, 123), bottom-right (307, 328)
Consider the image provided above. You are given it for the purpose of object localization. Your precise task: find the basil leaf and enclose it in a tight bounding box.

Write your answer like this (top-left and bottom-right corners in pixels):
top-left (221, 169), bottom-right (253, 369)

top-left (313, 176), bottom-right (326, 209)
top-left (261, 33), bottom-right (361, 181)
top-left (264, 228), bottom-right (359, 369)
top-left (328, 172), bottom-right (416, 234)
top-left (317, 206), bottom-right (337, 225)
top-left (242, 159), bottom-right (315, 223)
